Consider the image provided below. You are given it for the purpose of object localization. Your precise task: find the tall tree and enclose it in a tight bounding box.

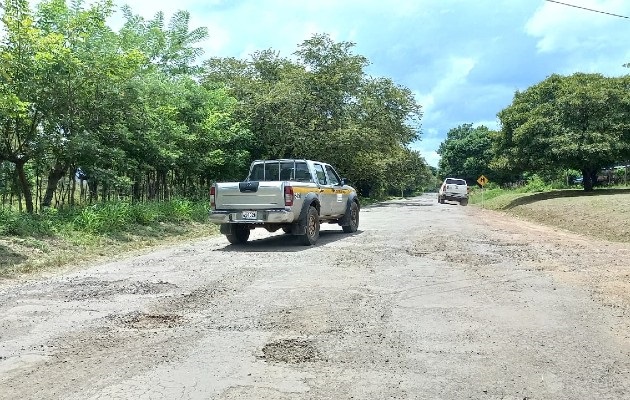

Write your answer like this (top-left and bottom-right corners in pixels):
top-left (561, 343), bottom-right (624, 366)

top-left (0, 0), bottom-right (47, 212)
top-left (496, 73), bottom-right (630, 191)
top-left (118, 6), bottom-right (208, 76)
top-left (437, 123), bottom-right (495, 183)
top-left (33, 0), bottom-right (140, 206)
top-left (201, 34), bottom-right (426, 196)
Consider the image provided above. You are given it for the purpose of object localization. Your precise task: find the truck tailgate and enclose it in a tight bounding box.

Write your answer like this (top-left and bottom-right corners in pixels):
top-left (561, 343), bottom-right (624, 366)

top-left (445, 184), bottom-right (466, 194)
top-left (215, 182), bottom-right (285, 210)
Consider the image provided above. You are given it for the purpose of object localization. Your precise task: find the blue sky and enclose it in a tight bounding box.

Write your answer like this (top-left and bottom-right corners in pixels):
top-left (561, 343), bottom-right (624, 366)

top-left (113, 0), bottom-right (630, 167)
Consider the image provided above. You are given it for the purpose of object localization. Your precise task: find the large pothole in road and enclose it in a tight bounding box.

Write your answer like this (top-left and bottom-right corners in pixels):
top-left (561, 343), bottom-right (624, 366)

top-left (261, 338), bottom-right (322, 364)
top-left (63, 279), bottom-right (177, 301)
top-left (109, 311), bottom-right (183, 330)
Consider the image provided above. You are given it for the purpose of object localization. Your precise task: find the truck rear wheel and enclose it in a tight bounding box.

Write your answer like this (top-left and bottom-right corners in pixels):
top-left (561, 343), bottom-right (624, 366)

top-left (226, 225), bottom-right (250, 244)
top-left (299, 206), bottom-right (320, 246)
top-left (342, 201), bottom-right (359, 233)
top-left (460, 198), bottom-right (468, 206)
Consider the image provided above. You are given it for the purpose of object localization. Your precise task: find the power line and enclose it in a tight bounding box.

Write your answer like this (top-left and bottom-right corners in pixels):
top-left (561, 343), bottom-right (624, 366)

top-left (545, 0), bottom-right (630, 19)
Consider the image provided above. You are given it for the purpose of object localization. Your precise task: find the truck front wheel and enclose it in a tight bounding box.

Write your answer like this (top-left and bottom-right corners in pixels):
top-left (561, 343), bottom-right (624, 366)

top-left (226, 225), bottom-right (250, 244)
top-left (300, 206), bottom-right (320, 246)
top-left (342, 201), bottom-right (359, 233)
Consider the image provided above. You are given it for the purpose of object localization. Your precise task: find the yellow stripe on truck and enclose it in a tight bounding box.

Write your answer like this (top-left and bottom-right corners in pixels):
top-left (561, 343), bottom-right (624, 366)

top-left (292, 187), bottom-right (354, 195)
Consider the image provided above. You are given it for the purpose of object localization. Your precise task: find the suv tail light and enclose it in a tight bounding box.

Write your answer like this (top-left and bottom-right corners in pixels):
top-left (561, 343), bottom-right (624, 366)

top-left (210, 185), bottom-right (216, 209)
top-left (284, 185), bottom-right (294, 206)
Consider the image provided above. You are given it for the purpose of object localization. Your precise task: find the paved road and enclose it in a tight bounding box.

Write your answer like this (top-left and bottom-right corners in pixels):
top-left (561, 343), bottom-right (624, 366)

top-left (1, 194), bottom-right (629, 399)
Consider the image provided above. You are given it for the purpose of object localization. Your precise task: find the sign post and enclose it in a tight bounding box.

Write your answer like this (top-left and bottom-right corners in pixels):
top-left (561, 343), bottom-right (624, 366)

top-left (477, 175), bottom-right (489, 209)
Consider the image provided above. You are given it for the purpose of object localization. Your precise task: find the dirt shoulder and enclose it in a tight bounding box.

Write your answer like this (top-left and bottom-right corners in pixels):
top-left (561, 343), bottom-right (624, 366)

top-left (0, 222), bottom-right (219, 279)
top-left (471, 205), bottom-right (630, 318)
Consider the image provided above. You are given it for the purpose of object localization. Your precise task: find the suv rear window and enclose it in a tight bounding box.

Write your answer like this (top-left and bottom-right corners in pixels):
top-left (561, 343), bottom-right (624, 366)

top-left (445, 178), bottom-right (467, 185)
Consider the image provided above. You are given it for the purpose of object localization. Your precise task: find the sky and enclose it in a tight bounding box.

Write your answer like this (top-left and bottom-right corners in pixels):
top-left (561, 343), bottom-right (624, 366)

top-left (109, 0), bottom-right (630, 167)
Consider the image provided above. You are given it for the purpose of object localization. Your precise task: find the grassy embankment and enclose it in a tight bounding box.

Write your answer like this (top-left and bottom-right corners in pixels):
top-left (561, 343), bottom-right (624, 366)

top-left (0, 200), bottom-right (218, 278)
top-left (470, 185), bottom-right (630, 243)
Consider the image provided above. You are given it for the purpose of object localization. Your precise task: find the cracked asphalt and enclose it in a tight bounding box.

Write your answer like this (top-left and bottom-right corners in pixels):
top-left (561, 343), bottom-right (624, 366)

top-left (1, 194), bottom-right (629, 399)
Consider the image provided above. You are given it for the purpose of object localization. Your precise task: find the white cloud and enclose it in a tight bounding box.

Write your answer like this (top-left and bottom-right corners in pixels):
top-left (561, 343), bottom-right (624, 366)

top-left (525, 0), bottom-right (630, 53)
top-left (409, 142), bottom-right (440, 168)
top-left (422, 150), bottom-right (441, 168)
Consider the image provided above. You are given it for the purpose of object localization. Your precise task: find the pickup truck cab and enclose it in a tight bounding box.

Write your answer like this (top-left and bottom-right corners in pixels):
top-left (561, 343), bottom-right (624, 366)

top-left (209, 159), bottom-right (360, 245)
top-left (438, 178), bottom-right (469, 206)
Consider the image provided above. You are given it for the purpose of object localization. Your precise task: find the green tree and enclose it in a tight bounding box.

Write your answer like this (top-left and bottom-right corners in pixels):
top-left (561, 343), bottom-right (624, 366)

top-left (201, 34), bottom-right (426, 196)
top-left (383, 148), bottom-right (431, 197)
top-left (118, 6), bottom-right (208, 76)
top-left (0, 0), bottom-right (48, 212)
top-left (437, 123), bottom-right (495, 183)
top-left (496, 73), bottom-right (630, 191)
top-left (33, 0), bottom-right (143, 206)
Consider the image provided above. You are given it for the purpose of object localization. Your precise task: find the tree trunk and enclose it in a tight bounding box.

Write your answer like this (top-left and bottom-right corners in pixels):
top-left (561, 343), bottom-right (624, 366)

top-left (88, 178), bottom-right (98, 203)
top-left (15, 160), bottom-right (34, 213)
top-left (161, 171), bottom-right (169, 201)
top-left (42, 162), bottom-right (68, 207)
top-left (581, 168), bottom-right (597, 192)
top-left (132, 178), bottom-right (141, 203)
top-left (70, 169), bottom-right (76, 206)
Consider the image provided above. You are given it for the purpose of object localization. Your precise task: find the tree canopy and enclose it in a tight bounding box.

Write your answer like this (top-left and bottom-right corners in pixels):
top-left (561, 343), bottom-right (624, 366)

top-left (495, 73), bottom-right (630, 191)
top-left (438, 73), bottom-right (630, 191)
top-left (1, 2), bottom-right (432, 212)
top-left (437, 124), bottom-right (495, 184)
top-left (202, 33), bottom-right (427, 197)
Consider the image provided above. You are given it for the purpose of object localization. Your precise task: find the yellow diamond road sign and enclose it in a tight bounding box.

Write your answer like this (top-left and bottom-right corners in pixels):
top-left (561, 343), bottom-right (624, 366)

top-left (477, 175), bottom-right (488, 187)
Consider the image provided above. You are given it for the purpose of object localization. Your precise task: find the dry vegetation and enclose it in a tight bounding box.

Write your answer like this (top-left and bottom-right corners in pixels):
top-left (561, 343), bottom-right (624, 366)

top-left (0, 223), bottom-right (218, 278)
top-left (478, 189), bottom-right (630, 243)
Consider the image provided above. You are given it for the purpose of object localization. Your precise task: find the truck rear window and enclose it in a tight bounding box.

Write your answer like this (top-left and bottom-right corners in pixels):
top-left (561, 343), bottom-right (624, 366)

top-left (445, 178), bottom-right (467, 185)
top-left (249, 161), bottom-right (311, 182)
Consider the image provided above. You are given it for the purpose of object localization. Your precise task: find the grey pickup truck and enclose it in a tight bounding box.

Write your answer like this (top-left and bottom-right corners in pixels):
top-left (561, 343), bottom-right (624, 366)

top-left (209, 159), bottom-right (360, 245)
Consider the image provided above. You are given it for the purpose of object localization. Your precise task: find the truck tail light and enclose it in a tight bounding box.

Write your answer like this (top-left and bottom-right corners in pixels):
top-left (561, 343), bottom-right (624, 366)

top-left (210, 185), bottom-right (216, 209)
top-left (284, 185), bottom-right (294, 206)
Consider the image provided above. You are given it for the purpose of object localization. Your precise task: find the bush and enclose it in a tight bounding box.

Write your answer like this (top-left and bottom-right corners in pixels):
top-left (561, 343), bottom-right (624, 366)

top-left (517, 174), bottom-right (552, 193)
top-left (0, 199), bottom-right (211, 237)
top-left (0, 208), bottom-right (57, 236)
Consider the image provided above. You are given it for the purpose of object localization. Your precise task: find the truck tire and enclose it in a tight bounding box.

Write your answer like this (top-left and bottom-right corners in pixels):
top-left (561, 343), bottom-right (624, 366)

top-left (226, 225), bottom-right (250, 244)
top-left (342, 201), bottom-right (359, 233)
top-left (299, 206), bottom-right (320, 246)
top-left (460, 198), bottom-right (468, 206)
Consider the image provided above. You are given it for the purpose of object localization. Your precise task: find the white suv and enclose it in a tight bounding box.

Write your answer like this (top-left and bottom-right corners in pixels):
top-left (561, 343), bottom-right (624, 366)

top-left (438, 178), bottom-right (468, 206)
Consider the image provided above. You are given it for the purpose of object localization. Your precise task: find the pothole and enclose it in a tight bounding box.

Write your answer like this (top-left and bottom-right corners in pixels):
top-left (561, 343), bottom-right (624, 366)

top-left (109, 311), bottom-right (183, 330)
top-left (261, 338), bottom-right (322, 364)
top-left (64, 279), bottom-right (177, 300)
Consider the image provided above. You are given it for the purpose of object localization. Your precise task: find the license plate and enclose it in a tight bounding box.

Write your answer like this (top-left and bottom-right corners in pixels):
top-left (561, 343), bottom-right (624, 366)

top-left (241, 211), bottom-right (257, 220)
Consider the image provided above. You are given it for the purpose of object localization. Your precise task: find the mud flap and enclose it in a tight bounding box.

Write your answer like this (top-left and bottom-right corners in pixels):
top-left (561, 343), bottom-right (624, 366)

top-left (291, 222), bottom-right (306, 235)
top-left (220, 223), bottom-right (235, 235)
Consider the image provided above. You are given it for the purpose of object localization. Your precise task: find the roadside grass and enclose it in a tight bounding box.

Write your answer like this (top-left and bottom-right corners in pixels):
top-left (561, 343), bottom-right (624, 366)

top-left (471, 187), bottom-right (630, 243)
top-left (1, 195), bottom-right (382, 278)
top-left (0, 200), bottom-right (218, 278)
